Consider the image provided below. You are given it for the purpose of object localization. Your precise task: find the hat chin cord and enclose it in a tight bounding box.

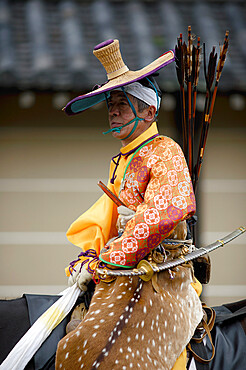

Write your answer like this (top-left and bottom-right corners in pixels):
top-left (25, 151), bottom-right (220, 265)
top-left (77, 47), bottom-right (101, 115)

top-left (103, 116), bottom-right (144, 139)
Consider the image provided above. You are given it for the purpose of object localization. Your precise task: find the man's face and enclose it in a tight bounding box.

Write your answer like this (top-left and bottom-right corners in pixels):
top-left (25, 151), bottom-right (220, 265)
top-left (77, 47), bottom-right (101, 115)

top-left (108, 91), bottom-right (150, 146)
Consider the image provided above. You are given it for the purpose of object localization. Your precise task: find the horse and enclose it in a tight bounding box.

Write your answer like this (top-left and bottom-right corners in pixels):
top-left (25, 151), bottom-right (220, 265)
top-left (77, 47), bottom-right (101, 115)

top-left (1, 225), bottom-right (245, 369)
top-left (0, 279), bottom-right (245, 369)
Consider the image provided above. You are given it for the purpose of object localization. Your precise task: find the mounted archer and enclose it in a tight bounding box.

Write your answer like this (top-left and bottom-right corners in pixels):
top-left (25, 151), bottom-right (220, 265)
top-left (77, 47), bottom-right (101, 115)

top-left (56, 38), bottom-right (203, 369)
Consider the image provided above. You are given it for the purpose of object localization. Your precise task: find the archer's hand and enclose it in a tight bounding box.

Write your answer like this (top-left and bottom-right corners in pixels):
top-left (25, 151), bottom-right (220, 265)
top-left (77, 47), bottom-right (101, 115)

top-left (116, 205), bottom-right (135, 232)
top-left (68, 263), bottom-right (92, 291)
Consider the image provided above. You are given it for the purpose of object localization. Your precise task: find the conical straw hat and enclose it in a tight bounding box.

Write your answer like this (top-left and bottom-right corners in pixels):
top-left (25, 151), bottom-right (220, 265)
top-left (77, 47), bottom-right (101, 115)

top-left (64, 39), bottom-right (175, 115)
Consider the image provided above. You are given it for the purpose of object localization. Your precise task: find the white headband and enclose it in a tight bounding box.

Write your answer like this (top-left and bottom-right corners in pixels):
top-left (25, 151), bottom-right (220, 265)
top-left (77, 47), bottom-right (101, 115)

top-left (114, 82), bottom-right (160, 109)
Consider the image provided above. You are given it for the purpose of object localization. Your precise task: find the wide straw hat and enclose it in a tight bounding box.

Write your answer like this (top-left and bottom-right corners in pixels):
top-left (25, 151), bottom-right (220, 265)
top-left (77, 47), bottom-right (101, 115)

top-left (64, 39), bottom-right (175, 115)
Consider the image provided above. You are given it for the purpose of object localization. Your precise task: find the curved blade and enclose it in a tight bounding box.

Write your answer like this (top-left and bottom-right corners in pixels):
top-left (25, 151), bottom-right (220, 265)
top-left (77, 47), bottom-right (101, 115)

top-left (96, 227), bottom-right (245, 279)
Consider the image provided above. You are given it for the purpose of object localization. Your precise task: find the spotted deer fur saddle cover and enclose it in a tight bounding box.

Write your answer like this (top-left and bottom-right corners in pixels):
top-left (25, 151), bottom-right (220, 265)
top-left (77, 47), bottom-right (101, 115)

top-left (56, 240), bottom-right (203, 370)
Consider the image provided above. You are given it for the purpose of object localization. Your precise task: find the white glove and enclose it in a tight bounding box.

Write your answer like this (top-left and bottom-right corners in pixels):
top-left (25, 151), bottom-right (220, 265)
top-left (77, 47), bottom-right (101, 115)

top-left (68, 263), bottom-right (92, 291)
top-left (116, 205), bottom-right (135, 232)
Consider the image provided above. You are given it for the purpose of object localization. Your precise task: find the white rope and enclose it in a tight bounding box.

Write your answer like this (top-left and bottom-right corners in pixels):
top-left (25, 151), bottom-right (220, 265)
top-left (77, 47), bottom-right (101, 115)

top-left (0, 284), bottom-right (80, 370)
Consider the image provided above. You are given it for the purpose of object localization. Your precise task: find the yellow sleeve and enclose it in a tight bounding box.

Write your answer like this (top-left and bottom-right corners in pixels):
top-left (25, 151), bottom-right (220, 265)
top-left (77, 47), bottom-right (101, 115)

top-left (65, 191), bottom-right (118, 276)
top-left (191, 277), bottom-right (203, 297)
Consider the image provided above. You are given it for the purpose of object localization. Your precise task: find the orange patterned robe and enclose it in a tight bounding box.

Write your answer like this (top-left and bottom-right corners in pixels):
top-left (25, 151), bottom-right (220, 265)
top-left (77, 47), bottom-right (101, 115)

top-left (66, 122), bottom-right (195, 273)
top-left (100, 129), bottom-right (195, 267)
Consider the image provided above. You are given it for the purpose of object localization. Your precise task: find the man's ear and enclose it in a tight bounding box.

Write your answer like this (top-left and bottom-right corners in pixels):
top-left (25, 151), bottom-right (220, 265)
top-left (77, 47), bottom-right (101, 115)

top-left (144, 105), bottom-right (157, 123)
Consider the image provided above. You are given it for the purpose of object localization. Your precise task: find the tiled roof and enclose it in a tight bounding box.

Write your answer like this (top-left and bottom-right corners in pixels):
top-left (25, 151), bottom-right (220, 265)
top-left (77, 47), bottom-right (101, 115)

top-left (0, 0), bottom-right (246, 92)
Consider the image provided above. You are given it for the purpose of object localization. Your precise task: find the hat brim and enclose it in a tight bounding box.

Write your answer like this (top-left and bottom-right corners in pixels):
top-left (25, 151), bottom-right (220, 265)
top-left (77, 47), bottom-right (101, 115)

top-left (64, 49), bottom-right (175, 115)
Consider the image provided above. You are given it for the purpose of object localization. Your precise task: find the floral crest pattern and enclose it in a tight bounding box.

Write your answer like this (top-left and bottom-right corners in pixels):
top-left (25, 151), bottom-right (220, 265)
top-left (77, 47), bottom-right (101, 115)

top-left (101, 136), bottom-right (196, 267)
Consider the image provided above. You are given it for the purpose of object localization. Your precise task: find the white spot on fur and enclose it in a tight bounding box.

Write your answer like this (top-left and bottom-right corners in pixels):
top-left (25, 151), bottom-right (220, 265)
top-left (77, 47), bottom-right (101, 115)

top-left (147, 354), bottom-right (152, 363)
top-left (65, 352), bottom-right (69, 359)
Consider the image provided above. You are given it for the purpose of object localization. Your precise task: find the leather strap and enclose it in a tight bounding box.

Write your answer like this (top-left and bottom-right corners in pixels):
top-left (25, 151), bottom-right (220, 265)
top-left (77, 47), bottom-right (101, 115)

top-left (187, 303), bottom-right (216, 363)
